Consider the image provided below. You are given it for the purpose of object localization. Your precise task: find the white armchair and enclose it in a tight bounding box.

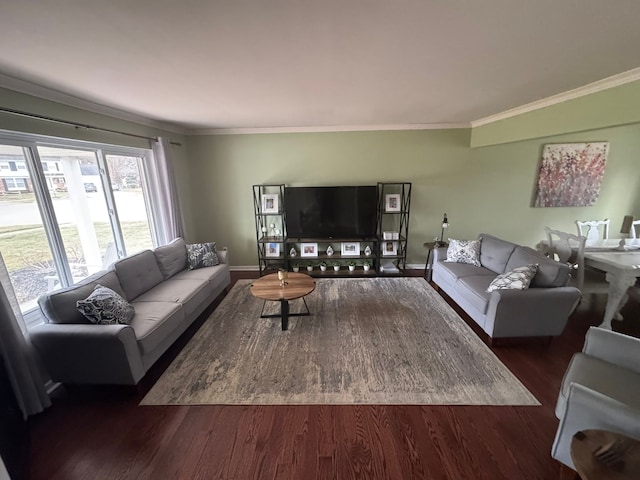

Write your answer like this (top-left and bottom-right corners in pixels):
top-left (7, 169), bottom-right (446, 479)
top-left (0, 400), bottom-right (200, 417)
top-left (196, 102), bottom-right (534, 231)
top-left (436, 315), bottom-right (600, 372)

top-left (551, 327), bottom-right (640, 470)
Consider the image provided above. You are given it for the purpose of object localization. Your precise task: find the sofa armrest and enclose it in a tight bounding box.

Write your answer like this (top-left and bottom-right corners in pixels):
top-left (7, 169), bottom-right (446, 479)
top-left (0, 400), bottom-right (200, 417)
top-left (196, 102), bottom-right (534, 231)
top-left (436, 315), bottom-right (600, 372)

top-left (432, 246), bottom-right (448, 263)
top-left (29, 323), bottom-right (145, 385)
top-left (217, 247), bottom-right (229, 265)
top-left (582, 327), bottom-right (640, 374)
top-left (551, 383), bottom-right (640, 470)
top-left (484, 286), bottom-right (581, 338)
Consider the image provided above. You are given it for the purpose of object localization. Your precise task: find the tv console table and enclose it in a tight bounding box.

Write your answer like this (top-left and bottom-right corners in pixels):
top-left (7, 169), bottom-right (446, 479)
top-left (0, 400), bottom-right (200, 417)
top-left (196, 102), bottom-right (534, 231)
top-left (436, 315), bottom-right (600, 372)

top-left (252, 182), bottom-right (411, 277)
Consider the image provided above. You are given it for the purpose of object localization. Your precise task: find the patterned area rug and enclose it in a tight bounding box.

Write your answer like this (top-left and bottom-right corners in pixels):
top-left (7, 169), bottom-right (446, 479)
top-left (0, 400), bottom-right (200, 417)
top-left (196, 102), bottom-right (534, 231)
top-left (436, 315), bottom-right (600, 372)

top-left (141, 278), bottom-right (539, 406)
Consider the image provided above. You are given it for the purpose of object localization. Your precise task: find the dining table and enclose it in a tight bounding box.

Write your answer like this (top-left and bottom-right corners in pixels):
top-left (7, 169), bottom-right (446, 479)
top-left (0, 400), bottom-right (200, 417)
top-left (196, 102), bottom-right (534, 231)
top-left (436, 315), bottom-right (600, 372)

top-left (581, 239), bottom-right (640, 329)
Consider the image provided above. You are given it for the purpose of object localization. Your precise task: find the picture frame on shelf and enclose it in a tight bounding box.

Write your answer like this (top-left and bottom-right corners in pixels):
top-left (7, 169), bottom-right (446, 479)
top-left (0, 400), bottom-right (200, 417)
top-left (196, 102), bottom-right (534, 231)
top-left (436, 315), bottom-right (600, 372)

top-left (265, 242), bottom-right (280, 257)
top-left (382, 241), bottom-right (398, 256)
top-left (261, 194), bottom-right (279, 214)
top-left (385, 193), bottom-right (401, 212)
top-left (300, 243), bottom-right (318, 257)
top-left (341, 242), bottom-right (360, 256)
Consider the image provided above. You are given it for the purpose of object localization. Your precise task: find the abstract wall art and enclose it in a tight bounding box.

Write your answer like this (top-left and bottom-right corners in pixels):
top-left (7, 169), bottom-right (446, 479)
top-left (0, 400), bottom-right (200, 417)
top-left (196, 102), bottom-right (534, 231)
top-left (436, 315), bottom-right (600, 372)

top-left (533, 142), bottom-right (609, 207)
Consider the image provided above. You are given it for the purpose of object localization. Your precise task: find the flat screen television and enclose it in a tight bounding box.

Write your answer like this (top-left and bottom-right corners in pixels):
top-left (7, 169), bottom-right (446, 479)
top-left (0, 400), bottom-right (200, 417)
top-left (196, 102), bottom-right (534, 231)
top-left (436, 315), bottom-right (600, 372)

top-left (284, 186), bottom-right (378, 239)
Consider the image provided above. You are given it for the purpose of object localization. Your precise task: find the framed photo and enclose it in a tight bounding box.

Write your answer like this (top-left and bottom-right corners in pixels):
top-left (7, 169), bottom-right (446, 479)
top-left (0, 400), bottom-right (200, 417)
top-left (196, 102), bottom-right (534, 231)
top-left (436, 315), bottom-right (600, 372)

top-left (261, 194), bottom-right (279, 214)
top-left (385, 194), bottom-right (401, 212)
top-left (382, 241), bottom-right (398, 256)
top-left (300, 243), bottom-right (318, 257)
top-left (341, 242), bottom-right (360, 256)
top-left (265, 242), bottom-right (280, 257)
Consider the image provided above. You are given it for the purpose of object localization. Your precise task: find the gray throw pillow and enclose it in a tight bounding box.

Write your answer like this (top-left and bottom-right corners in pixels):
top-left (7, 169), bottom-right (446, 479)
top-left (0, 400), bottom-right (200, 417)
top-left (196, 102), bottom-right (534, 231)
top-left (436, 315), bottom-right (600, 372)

top-left (486, 264), bottom-right (538, 292)
top-left (186, 242), bottom-right (220, 269)
top-left (76, 284), bottom-right (135, 325)
top-left (446, 238), bottom-right (482, 267)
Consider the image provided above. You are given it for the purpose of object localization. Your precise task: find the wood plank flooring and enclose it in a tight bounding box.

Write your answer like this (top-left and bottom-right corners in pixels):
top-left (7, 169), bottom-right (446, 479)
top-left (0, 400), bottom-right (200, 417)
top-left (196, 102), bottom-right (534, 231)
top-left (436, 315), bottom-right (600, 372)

top-left (26, 271), bottom-right (640, 480)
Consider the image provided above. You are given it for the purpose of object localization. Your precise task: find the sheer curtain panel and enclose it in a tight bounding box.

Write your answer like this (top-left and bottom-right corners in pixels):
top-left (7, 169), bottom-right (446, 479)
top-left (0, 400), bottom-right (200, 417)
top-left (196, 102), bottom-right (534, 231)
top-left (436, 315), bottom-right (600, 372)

top-left (149, 137), bottom-right (184, 245)
top-left (0, 252), bottom-right (50, 418)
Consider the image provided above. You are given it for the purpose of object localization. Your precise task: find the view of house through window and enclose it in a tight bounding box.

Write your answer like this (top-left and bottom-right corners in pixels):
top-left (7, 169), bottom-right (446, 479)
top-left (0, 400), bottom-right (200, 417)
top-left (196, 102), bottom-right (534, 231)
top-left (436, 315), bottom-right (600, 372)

top-left (0, 139), bottom-right (155, 320)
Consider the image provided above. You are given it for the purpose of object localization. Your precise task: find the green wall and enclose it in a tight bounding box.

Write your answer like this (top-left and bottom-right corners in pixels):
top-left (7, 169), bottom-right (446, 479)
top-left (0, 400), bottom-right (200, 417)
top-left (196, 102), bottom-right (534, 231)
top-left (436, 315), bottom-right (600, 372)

top-left (2, 85), bottom-right (638, 269)
top-left (188, 122), bottom-right (640, 267)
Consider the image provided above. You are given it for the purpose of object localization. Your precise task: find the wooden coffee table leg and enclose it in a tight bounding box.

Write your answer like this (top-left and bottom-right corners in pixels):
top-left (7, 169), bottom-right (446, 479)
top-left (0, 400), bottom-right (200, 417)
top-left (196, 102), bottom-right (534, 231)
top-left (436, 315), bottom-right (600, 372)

top-left (280, 299), bottom-right (289, 331)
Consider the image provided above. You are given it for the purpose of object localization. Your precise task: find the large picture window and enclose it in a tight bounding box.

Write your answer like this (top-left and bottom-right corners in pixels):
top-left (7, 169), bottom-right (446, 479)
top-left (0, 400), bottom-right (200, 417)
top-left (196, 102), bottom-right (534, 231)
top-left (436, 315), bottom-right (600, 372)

top-left (0, 133), bottom-right (157, 327)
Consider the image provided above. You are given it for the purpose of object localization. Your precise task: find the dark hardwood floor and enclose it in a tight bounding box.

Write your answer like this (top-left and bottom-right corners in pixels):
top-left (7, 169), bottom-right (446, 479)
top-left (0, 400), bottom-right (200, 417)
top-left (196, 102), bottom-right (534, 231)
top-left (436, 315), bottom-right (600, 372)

top-left (26, 271), bottom-right (640, 480)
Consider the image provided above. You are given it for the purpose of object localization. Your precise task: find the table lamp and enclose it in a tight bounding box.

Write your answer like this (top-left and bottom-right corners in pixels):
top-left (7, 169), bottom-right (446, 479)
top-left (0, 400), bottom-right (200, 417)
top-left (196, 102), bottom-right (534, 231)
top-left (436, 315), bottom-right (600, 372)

top-left (618, 215), bottom-right (634, 250)
top-left (436, 213), bottom-right (449, 247)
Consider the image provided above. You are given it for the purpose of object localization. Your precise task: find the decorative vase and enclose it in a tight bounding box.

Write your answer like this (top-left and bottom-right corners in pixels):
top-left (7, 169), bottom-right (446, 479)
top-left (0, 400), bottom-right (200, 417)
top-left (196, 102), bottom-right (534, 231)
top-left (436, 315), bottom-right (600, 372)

top-left (289, 247), bottom-right (297, 257)
top-left (364, 245), bottom-right (372, 256)
top-left (326, 245), bottom-right (334, 256)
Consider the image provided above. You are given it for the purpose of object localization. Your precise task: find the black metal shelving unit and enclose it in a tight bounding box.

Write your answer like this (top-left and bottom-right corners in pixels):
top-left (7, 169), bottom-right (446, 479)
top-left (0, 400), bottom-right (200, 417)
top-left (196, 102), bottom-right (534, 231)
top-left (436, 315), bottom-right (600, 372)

top-left (377, 182), bottom-right (411, 274)
top-left (252, 184), bottom-right (287, 276)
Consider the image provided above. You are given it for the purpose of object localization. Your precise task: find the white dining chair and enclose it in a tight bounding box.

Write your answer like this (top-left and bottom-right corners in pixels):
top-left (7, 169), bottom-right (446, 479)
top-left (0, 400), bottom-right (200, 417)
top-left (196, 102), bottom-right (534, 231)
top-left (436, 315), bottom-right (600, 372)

top-left (545, 227), bottom-right (586, 291)
top-left (575, 219), bottom-right (610, 245)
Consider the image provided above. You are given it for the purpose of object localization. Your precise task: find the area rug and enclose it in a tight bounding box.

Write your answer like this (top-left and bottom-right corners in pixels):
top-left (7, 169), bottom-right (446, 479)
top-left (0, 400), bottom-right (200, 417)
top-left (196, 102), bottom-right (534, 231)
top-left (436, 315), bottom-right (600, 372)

top-left (141, 278), bottom-right (539, 406)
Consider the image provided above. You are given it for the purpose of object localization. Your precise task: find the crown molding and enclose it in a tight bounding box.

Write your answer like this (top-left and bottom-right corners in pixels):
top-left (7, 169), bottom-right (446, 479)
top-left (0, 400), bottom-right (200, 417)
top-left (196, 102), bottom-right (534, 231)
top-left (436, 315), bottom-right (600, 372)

top-left (187, 122), bottom-right (470, 136)
top-left (0, 73), bottom-right (186, 135)
top-left (471, 67), bottom-right (640, 128)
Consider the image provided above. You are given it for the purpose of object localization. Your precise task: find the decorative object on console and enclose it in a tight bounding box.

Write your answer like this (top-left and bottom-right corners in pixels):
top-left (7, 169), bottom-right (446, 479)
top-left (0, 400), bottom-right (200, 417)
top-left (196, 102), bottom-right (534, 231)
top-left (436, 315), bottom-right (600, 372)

top-left (289, 247), bottom-right (297, 257)
top-left (445, 238), bottom-right (481, 266)
top-left (326, 245), bottom-right (334, 256)
top-left (363, 261), bottom-right (371, 271)
top-left (486, 264), bottom-right (538, 292)
top-left (364, 245), bottom-right (372, 256)
top-left (332, 262), bottom-right (340, 271)
top-left (534, 142), bottom-right (609, 207)
top-left (261, 194), bottom-right (279, 213)
top-left (618, 215), bottom-right (635, 250)
top-left (291, 263), bottom-right (300, 273)
top-left (300, 243), bottom-right (318, 257)
top-left (341, 242), bottom-right (360, 256)
top-left (319, 261), bottom-right (327, 272)
top-left (265, 242), bottom-right (280, 257)
top-left (382, 241), bottom-right (398, 256)
top-left (385, 193), bottom-right (401, 212)
top-left (436, 213), bottom-right (449, 247)
top-left (348, 261), bottom-right (356, 272)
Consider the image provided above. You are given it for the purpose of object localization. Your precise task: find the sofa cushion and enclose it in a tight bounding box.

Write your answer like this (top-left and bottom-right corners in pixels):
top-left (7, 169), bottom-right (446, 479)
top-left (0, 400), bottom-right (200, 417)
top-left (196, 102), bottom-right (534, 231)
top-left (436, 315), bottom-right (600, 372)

top-left (128, 301), bottom-right (185, 356)
top-left (455, 275), bottom-right (494, 314)
top-left (435, 260), bottom-right (496, 287)
top-left (486, 264), bottom-right (538, 292)
top-left (114, 250), bottom-right (164, 301)
top-left (479, 233), bottom-right (518, 274)
top-left (154, 238), bottom-right (188, 279)
top-left (38, 270), bottom-right (126, 324)
top-left (172, 263), bottom-right (230, 295)
top-left (76, 284), bottom-right (135, 325)
top-left (187, 242), bottom-right (220, 269)
top-left (134, 278), bottom-right (210, 317)
top-left (446, 239), bottom-right (481, 266)
top-left (506, 246), bottom-right (571, 288)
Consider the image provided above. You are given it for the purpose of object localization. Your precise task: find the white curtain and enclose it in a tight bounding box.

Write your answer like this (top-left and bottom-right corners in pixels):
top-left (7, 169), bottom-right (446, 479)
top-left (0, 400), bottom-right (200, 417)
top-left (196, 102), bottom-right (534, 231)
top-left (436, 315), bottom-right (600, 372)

top-left (0, 252), bottom-right (50, 418)
top-left (149, 137), bottom-right (185, 245)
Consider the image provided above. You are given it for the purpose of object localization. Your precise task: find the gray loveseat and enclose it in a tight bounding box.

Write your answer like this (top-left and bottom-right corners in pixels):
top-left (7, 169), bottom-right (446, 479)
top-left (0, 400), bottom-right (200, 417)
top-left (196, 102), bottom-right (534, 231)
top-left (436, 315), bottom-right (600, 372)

top-left (30, 238), bottom-right (230, 385)
top-left (432, 233), bottom-right (581, 342)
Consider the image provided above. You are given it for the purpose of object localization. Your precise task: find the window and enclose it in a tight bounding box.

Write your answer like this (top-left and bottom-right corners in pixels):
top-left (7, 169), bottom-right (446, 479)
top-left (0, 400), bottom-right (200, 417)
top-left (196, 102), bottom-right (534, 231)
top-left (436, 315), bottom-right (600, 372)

top-left (0, 134), bottom-right (157, 328)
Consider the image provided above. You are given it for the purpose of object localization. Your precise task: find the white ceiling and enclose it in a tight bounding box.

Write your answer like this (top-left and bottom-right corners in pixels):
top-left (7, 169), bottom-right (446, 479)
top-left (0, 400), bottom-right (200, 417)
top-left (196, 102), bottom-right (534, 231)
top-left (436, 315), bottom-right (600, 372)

top-left (1, 1), bottom-right (640, 133)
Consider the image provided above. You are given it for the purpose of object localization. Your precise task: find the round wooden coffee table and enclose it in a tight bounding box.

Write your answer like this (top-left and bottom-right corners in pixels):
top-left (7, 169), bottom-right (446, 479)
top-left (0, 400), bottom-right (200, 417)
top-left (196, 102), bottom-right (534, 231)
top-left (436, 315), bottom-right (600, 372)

top-left (250, 272), bottom-right (316, 330)
top-left (571, 429), bottom-right (640, 479)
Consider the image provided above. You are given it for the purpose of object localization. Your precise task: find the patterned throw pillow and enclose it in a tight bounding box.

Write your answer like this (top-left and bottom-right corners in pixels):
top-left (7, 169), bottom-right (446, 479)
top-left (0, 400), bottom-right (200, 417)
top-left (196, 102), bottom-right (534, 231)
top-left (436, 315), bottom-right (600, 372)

top-left (76, 284), bottom-right (135, 325)
top-left (186, 242), bottom-right (219, 269)
top-left (446, 238), bottom-right (482, 267)
top-left (486, 264), bottom-right (539, 292)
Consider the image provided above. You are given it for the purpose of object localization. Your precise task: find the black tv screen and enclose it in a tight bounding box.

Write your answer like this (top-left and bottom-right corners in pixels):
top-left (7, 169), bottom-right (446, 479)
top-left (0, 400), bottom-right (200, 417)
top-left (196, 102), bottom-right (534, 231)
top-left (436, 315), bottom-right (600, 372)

top-left (284, 186), bottom-right (378, 239)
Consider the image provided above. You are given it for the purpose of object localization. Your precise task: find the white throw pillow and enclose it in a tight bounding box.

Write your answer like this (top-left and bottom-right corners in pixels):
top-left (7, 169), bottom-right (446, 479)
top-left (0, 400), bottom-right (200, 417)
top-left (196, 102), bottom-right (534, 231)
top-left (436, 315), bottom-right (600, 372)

top-left (486, 264), bottom-right (539, 292)
top-left (446, 238), bottom-right (482, 267)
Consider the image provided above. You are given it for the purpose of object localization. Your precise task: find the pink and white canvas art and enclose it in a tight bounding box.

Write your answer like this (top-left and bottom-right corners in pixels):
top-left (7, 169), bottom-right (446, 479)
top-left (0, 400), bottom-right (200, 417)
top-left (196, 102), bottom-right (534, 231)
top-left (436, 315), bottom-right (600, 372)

top-left (534, 142), bottom-right (609, 207)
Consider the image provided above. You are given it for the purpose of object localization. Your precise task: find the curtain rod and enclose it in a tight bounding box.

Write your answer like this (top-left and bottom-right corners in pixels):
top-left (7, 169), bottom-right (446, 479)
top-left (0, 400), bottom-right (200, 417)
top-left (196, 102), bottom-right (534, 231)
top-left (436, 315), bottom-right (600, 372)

top-left (0, 106), bottom-right (182, 146)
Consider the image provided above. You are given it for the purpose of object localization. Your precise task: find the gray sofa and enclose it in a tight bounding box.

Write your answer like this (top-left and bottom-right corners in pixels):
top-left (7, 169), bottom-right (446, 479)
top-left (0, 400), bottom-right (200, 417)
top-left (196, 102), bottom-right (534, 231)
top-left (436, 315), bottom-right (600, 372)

top-left (432, 233), bottom-right (581, 341)
top-left (30, 238), bottom-right (230, 385)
